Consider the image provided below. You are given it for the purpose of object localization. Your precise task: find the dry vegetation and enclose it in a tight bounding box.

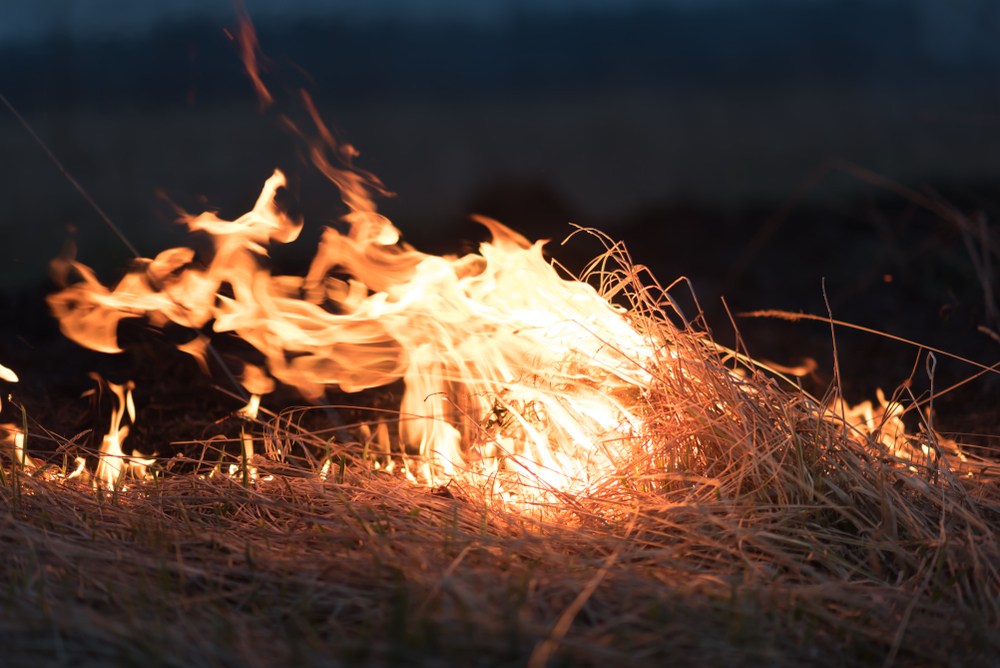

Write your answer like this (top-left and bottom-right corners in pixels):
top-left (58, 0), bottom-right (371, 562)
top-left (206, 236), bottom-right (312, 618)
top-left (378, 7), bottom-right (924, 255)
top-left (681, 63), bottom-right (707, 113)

top-left (1, 237), bottom-right (998, 668)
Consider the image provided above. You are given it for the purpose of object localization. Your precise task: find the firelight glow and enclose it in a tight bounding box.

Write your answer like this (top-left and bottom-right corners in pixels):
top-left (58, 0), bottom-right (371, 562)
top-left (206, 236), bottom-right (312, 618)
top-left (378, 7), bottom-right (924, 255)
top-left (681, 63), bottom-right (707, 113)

top-left (40, 11), bottom-right (682, 502)
top-left (48, 161), bottom-right (666, 501)
top-left (0, 361), bottom-right (32, 470)
top-left (39, 12), bottom-right (947, 502)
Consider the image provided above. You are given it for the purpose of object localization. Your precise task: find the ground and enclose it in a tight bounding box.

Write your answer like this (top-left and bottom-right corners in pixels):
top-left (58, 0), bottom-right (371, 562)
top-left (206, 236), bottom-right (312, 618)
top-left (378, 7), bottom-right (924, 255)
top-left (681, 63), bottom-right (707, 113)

top-left (1, 12), bottom-right (999, 660)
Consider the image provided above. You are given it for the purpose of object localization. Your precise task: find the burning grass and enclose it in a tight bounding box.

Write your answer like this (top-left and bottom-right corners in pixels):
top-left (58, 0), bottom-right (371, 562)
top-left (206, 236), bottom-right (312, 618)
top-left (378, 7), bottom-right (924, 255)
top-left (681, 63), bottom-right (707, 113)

top-left (2, 235), bottom-right (999, 666)
top-left (2, 13), bottom-right (998, 662)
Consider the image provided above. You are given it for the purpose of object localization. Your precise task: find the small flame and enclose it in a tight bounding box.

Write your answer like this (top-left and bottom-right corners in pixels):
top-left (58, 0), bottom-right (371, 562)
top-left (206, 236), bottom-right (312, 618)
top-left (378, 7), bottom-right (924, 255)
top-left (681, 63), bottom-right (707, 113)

top-left (837, 388), bottom-right (964, 468)
top-left (838, 388), bottom-right (908, 456)
top-left (1, 362), bottom-right (34, 470)
top-left (65, 456), bottom-right (87, 480)
top-left (231, 0), bottom-right (273, 109)
top-left (0, 363), bottom-right (18, 383)
top-left (0, 423), bottom-right (32, 471)
top-left (88, 377), bottom-right (153, 490)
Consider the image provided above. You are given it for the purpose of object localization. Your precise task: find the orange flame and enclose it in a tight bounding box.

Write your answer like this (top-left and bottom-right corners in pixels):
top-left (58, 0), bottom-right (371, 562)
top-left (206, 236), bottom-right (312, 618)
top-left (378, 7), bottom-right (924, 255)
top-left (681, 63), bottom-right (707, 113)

top-left (84, 375), bottom-right (153, 490)
top-left (0, 363), bottom-right (17, 383)
top-left (49, 165), bottom-right (659, 500)
top-left (1, 362), bottom-right (33, 470)
top-left (231, 1), bottom-right (273, 109)
top-left (47, 10), bottom-right (662, 503)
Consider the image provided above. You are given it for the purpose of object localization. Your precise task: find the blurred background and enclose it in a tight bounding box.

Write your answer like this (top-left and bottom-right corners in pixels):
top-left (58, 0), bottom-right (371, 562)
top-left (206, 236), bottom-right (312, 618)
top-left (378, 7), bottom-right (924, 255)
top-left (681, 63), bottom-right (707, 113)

top-left (2, 0), bottom-right (999, 432)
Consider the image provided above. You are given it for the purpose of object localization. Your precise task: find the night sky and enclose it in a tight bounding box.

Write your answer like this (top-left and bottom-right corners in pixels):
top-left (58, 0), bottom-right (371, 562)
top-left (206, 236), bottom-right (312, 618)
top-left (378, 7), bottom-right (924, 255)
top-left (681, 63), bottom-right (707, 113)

top-left (4, 1), bottom-right (999, 268)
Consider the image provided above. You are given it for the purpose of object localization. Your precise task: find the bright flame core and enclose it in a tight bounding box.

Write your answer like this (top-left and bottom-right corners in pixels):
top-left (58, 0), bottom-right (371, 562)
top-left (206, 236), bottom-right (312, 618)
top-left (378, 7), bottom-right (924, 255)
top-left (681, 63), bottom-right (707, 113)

top-left (49, 170), bottom-right (659, 500)
top-left (1, 362), bottom-right (33, 470)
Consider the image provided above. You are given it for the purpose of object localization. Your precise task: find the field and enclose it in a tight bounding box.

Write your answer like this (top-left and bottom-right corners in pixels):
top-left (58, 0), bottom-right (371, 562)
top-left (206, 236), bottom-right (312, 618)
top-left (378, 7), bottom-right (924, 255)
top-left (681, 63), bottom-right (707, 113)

top-left (3, 9), bottom-right (1000, 666)
top-left (2, 216), bottom-right (999, 666)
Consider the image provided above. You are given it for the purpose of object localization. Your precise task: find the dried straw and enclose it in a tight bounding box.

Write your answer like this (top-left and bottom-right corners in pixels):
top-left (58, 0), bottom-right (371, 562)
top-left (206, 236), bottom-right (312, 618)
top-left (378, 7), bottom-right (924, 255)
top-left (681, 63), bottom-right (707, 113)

top-left (1, 233), bottom-right (997, 667)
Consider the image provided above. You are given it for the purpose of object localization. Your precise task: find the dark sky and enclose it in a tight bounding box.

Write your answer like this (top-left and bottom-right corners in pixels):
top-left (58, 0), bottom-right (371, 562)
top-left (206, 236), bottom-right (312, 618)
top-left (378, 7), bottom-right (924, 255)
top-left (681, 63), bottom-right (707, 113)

top-left (3, 0), bottom-right (1000, 289)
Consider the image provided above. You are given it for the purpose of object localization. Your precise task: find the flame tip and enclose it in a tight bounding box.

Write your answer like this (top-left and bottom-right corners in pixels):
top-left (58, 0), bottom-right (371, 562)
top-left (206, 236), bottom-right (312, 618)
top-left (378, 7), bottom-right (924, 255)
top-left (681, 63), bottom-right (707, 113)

top-left (0, 364), bottom-right (18, 383)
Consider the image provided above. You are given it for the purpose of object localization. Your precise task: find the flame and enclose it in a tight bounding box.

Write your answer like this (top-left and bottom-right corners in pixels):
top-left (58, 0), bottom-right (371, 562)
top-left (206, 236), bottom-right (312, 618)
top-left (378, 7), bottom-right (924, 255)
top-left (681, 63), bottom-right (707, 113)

top-left (9, 12), bottom-right (974, 507)
top-left (231, 0), bottom-right (273, 109)
top-left (49, 163), bottom-right (661, 501)
top-left (0, 363), bottom-right (17, 383)
top-left (86, 376), bottom-right (153, 490)
top-left (47, 12), bottom-right (659, 503)
top-left (836, 387), bottom-right (966, 468)
top-left (1, 362), bottom-right (34, 470)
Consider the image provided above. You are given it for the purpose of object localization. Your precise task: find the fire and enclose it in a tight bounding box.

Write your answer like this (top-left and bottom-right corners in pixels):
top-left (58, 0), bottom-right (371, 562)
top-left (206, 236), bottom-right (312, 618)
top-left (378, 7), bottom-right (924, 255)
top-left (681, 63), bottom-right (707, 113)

top-left (37, 12), bottom-right (959, 506)
top-left (84, 375), bottom-right (154, 490)
top-left (1, 361), bottom-right (34, 470)
top-left (42, 13), bottom-right (667, 502)
top-left (47, 161), bottom-right (659, 501)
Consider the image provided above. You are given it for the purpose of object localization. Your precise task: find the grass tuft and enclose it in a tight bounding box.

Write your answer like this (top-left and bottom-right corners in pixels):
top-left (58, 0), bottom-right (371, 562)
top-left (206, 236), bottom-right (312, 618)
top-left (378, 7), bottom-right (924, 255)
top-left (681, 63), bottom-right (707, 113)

top-left (1, 232), bottom-right (998, 667)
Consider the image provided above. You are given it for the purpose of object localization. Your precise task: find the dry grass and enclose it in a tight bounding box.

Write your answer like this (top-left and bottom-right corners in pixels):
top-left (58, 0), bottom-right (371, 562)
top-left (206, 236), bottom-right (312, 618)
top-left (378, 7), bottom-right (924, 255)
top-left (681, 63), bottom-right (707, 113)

top-left (2, 236), bottom-right (999, 667)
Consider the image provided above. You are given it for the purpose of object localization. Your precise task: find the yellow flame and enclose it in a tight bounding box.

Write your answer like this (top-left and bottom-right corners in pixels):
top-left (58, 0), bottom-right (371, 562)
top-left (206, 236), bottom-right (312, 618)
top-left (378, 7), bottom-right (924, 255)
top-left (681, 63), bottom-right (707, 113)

top-left (46, 15), bottom-right (662, 503)
top-left (1, 427), bottom-right (33, 471)
top-left (0, 363), bottom-right (18, 383)
top-left (50, 163), bottom-right (662, 502)
top-left (91, 378), bottom-right (153, 490)
top-left (0, 362), bottom-right (34, 470)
